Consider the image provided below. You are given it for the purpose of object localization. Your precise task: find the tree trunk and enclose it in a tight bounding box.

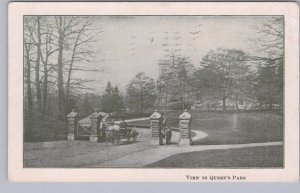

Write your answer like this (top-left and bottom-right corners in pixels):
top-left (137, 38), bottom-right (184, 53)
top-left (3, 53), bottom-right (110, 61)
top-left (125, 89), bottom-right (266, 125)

top-left (179, 80), bottom-right (184, 111)
top-left (268, 102), bottom-right (273, 110)
top-left (65, 57), bottom-right (73, 110)
top-left (57, 17), bottom-right (66, 119)
top-left (24, 41), bottom-right (33, 110)
top-left (164, 89), bottom-right (168, 116)
top-left (42, 53), bottom-right (48, 113)
top-left (35, 17), bottom-right (42, 112)
top-left (235, 95), bottom-right (239, 110)
top-left (222, 97), bottom-right (226, 110)
top-left (65, 32), bottom-right (80, 109)
top-left (139, 85), bottom-right (143, 114)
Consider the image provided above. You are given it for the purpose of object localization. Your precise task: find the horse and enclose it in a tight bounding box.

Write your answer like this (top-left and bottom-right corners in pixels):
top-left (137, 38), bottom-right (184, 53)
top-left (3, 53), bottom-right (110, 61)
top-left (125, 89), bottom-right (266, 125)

top-left (101, 122), bottom-right (138, 145)
top-left (100, 122), bottom-right (121, 144)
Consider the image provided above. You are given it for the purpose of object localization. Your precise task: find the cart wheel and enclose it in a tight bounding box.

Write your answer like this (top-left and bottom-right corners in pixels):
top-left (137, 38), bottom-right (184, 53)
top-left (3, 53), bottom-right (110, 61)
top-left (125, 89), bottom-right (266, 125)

top-left (131, 132), bottom-right (137, 142)
top-left (112, 137), bottom-right (119, 145)
top-left (126, 133), bottom-right (131, 141)
top-left (132, 135), bottom-right (136, 142)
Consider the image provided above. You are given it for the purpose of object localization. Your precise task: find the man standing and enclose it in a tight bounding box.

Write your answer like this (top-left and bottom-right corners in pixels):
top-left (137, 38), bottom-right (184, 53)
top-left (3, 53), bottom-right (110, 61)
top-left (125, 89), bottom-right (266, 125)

top-left (120, 118), bottom-right (127, 130)
top-left (161, 115), bottom-right (166, 142)
top-left (165, 126), bottom-right (172, 145)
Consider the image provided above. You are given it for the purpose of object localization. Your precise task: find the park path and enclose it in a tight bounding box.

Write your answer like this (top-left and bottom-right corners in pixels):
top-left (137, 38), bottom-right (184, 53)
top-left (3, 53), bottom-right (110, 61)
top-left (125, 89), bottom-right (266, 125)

top-left (23, 127), bottom-right (207, 168)
top-left (24, 116), bottom-right (281, 168)
top-left (116, 117), bottom-right (208, 142)
top-left (93, 115), bottom-right (281, 167)
top-left (95, 141), bottom-right (283, 167)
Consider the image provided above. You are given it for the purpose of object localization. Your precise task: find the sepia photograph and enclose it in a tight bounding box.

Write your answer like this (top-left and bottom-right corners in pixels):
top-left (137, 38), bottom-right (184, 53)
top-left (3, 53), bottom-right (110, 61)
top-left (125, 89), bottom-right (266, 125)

top-left (23, 15), bottom-right (284, 168)
top-left (8, 2), bottom-right (299, 182)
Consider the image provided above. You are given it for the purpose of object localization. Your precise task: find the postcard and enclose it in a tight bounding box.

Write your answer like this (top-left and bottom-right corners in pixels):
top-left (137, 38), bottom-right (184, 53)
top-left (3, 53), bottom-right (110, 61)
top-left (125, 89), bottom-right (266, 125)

top-left (8, 2), bottom-right (299, 182)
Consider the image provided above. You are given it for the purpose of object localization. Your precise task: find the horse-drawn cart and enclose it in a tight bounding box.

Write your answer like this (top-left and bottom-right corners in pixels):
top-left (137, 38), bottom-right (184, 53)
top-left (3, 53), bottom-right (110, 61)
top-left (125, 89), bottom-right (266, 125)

top-left (104, 122), bottom-right (138, 145)
top-left (105, 126), bottom-right (138, 145)
top-left (77, 113), bottom-right (139, 145)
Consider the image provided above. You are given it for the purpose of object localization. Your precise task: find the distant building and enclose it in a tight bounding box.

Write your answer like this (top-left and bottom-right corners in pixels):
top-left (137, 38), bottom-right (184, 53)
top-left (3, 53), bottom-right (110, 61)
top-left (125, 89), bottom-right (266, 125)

top-left (158, 60), bottom-right (170, 77)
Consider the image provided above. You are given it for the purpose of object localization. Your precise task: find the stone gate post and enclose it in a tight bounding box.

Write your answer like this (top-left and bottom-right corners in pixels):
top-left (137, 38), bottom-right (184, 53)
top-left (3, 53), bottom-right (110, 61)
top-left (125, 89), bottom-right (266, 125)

top-left (67, 109), bottom-right (79, 141)
top-left (178, 110), bottom-right (192, 146)
top-left (89, 108), bottom-right (102, 143)
top-left (150, 110), bottom-right (163, 145)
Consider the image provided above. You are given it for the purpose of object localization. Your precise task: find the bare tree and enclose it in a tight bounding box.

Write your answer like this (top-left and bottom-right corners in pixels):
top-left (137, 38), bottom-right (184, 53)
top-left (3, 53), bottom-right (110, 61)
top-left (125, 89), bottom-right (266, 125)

top-left (256, 16), bottom-right (283, 58)
top-left (24, 17), bottom-right (35, 110)
top-left (54, 16), bottom-right (82, 118)
top-left (34, 16), bottom-right (43, 112)
top-left (24, 16), bottom-right (103, 119)
top-left (65, 17), bottom-right (99, 109)
top-left (40, 20), bottom-right (58, 113)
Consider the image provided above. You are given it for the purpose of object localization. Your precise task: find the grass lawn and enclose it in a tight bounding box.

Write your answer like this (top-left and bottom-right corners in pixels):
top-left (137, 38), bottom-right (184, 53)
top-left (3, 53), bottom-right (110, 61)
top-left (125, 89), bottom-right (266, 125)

top-left (192, 111), bottom-right (283, 145)
top-left (129, 111), bottom-right (283, 145)
top-left (146, 145), bottom-right (283, 168)
top-left (24, 112), bottom-right (68, 142)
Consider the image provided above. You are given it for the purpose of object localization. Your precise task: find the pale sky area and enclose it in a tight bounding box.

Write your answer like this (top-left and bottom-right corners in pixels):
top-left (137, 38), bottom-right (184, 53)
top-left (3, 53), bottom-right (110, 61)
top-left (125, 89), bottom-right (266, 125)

top-left (76, 16), bottom-right (273, 94)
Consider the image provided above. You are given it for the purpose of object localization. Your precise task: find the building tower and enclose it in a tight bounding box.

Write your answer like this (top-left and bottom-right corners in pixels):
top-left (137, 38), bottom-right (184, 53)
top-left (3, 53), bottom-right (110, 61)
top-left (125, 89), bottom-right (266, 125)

top-left (158, 60), bottom-right (170, 77)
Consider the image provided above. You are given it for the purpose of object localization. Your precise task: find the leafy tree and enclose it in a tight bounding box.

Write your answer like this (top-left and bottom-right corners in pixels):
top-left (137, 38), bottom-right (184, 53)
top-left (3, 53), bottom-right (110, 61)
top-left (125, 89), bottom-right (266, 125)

top-left (101, 81), bottom-right (113, 113)
top-left (101, 82), bottom-right (124, 113)
top-left (254, 58), bottom-right (283, 109)
top-left (252, 16), bottom-right (284, 109)
top-left (111, 86), bottom-right (125, 112)
top-left (199, 48), bottom-right (249, 110)
top-left (104, 81), bottom-right (113, 95)
top-left (126, 72), bottom-right (156, 113)
top-left (157, 56), bottom-right (195, 112)
top-left (192, 67), bottom-right (220, 110)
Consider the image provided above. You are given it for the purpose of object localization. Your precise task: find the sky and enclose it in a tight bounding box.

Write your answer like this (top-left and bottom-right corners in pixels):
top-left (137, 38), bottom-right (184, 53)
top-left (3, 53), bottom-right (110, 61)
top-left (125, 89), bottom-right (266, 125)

top-left (75, 16), bottom-right (275, 94)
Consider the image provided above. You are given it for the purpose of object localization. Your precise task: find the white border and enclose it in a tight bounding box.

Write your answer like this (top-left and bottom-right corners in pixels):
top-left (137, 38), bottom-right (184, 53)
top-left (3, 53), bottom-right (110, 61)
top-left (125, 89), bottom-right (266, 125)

top-left (8, 2), bottom-right (299, 182)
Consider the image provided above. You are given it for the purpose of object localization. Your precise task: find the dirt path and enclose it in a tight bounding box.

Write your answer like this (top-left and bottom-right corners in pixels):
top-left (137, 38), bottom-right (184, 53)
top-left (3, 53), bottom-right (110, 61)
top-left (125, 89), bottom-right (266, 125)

top-left (24, 127), bottom-right (206, 168)
top-left (24, 122), bottom-right (281, 168)
top-left (95, 141), bottom-right (283, 167)
top-left (24, 128), bottom-right (152, 167)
